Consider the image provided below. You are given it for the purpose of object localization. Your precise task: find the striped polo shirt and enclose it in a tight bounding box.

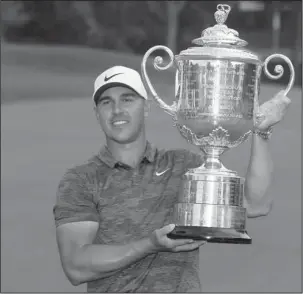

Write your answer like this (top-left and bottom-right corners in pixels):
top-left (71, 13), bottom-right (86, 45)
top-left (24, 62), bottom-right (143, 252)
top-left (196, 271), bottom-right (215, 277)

top-left (53, 141), bottom-right (203, 292)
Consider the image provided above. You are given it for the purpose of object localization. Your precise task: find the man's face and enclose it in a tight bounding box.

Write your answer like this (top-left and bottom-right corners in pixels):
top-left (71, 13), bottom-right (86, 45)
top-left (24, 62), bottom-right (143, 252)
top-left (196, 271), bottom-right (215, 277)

top-left (94, 86), bottom-right (148, 144)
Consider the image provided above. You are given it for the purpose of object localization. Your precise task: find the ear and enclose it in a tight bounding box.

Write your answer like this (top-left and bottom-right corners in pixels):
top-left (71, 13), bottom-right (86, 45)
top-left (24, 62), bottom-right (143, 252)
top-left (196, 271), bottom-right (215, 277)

top-left (144, 100), bottom-right (151, 118)
top-left (94, 105), bottom-right (100, 121)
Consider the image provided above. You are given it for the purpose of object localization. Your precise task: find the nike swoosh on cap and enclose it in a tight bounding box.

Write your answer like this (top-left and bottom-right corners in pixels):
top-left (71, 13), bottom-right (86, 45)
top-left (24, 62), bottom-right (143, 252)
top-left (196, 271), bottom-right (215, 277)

top-left (104, 73), bottom-right (123, 82)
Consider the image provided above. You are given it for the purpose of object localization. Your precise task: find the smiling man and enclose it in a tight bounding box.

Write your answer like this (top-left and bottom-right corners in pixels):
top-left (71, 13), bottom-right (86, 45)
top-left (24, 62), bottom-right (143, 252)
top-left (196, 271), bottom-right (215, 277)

top-left (53, 65), bottom-right (291, 292)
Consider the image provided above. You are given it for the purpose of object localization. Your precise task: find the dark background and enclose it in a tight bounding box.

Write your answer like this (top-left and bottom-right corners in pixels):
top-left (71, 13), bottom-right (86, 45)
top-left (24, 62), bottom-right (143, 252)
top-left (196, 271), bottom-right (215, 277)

top-left (2, 0), bottom-right (302, 86)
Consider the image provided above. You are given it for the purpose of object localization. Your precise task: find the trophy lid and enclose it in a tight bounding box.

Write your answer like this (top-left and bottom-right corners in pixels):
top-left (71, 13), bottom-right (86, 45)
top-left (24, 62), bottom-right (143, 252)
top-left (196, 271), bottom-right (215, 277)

top-left (177, 4), bottom-right (260, 63)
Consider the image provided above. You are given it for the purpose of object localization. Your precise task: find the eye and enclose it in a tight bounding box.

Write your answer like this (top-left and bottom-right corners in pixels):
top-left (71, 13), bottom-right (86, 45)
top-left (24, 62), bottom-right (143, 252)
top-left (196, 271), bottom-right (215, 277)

top-left (122, 97), bottom-right (134, 103)
top-left (100, 99), bottom-right (110, 105)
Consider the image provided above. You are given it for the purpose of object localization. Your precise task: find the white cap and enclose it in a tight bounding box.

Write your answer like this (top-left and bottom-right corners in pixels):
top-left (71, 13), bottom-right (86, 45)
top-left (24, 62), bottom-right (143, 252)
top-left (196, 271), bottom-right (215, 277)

top-left (92, 66), bottom-right (148, 104)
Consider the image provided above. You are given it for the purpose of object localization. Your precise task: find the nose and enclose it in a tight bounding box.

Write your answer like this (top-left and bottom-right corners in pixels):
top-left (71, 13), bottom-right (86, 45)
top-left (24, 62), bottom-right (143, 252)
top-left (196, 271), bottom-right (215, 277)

top-left (112, 101), bottom-right (123, 114)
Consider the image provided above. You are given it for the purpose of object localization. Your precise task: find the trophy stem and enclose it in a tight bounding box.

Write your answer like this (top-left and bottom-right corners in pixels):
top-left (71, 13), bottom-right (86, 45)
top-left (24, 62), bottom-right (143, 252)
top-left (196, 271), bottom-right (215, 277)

top-left (197, 147), bottom-right (237, 176)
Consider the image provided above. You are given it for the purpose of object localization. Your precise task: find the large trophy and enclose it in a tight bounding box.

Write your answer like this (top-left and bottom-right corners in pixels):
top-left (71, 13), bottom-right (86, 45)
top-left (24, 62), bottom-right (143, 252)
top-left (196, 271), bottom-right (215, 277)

top-left (141, 4), bottom-right (295, 244)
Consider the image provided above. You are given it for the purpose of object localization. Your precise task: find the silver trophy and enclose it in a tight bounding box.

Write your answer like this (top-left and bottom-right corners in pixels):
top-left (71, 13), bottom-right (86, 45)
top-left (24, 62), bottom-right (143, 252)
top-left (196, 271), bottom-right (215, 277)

top-left (141, 4), bottom-right (295, 244)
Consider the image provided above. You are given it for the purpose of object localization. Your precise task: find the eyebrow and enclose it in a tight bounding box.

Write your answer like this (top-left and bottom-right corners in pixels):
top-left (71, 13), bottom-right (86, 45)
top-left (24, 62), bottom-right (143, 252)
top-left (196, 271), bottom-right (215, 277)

top-left (97, 92), bottom-right (137, 104)
top-left (120, 92), bottom-right (137, 98)
top-left (98, 96), bottom-right (111, 102)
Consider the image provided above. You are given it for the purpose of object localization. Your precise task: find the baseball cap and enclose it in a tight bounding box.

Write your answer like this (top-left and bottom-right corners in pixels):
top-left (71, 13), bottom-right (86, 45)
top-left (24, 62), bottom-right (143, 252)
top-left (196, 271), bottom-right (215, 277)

top-left (92, 66), bottom-right (148, 104)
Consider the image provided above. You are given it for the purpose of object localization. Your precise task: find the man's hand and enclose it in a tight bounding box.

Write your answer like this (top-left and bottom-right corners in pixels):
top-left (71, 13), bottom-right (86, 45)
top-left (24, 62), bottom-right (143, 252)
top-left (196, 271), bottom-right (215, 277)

top-left (255, 90), bottom-right (291, 131)
top-left (149, 224), bottom-right (206, 253)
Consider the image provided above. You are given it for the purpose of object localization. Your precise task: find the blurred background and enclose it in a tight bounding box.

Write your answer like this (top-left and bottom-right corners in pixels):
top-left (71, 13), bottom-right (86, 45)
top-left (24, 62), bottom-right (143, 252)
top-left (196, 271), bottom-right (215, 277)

top-left (1, 0), bottom-right (302, 104)
top-left (1, 1), bottom-right (302, 293)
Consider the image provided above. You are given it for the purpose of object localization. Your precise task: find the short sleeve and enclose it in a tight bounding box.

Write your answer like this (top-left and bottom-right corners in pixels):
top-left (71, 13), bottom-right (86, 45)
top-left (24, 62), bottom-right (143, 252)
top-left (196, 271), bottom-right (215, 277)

top-left (53, 169), bottom-right (99, 227)
top-left (181, 149), bottom-right (204, 170)
top-left (164, 149), bottom-right (203, 177)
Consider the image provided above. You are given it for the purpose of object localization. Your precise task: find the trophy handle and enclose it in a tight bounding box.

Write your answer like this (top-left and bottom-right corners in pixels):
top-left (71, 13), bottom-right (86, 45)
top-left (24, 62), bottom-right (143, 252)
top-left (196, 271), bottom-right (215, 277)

top-left (141, 45), bottom-right (178, 116)
top-left (263, 54), bottom-right (295, 96)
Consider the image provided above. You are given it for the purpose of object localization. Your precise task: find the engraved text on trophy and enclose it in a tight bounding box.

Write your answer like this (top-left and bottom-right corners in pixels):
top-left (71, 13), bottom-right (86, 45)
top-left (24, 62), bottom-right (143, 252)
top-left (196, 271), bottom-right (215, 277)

top-left (175, 59), bottom-right (259, 143)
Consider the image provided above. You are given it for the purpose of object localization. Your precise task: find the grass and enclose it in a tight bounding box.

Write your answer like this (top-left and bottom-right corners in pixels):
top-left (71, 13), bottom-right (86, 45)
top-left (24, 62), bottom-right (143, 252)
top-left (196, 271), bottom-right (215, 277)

top-left (1, 43), bottom-right (301, 293)
top-left (1, 42), bottom-right (175, 105)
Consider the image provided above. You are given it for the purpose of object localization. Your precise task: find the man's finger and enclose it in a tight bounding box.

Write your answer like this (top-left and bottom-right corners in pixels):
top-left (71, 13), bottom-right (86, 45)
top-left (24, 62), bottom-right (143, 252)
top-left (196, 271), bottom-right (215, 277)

top-left (169, 238), bottom-right (195, 247)
top-left (175, 241), bottom-right (206, 252)
top-left (173, 240), bottom-right (207, 252)
top-left (158, 224), bottom-right (175, 236)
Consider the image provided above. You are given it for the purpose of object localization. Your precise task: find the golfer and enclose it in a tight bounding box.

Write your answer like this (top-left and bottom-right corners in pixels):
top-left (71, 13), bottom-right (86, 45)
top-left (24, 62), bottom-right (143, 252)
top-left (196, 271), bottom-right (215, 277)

top-left (53, 66), bottom-right (290, 292)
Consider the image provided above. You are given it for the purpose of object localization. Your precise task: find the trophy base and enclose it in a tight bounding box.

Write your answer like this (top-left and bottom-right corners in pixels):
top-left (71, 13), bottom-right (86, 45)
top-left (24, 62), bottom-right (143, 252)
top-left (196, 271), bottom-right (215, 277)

top-left (167, 226), bottom-right (252, 244)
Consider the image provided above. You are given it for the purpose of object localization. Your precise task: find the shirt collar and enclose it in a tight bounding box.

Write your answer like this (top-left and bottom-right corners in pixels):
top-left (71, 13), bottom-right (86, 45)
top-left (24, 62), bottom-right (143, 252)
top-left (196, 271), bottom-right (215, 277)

top-left (97, 141), bottom-right (157, 168)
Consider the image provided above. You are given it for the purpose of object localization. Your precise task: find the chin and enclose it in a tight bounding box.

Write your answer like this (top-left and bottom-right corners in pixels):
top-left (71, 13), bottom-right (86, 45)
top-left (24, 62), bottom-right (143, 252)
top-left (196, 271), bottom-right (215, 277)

top-left (104, 123), bottom-right (144, 144)
top-left (109, 132), bottom-right (140, 144)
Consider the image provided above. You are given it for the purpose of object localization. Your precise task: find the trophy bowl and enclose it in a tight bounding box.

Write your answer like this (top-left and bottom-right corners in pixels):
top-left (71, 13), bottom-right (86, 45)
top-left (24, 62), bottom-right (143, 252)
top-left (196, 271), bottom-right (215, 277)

top-left (141, 4), bottom-right (295, 244)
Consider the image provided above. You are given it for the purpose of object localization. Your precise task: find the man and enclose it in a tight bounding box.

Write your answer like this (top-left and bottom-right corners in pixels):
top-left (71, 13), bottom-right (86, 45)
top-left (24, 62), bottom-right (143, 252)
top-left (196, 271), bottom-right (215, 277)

top-left (53, 66), bottom-right (291, 292)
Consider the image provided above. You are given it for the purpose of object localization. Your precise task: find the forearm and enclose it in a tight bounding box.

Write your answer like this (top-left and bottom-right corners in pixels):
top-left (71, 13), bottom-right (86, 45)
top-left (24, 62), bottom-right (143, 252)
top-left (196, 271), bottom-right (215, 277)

top-left (244, 134), bottom-right (273, 217)
top-left (70, 237), bottom-right (155, 285)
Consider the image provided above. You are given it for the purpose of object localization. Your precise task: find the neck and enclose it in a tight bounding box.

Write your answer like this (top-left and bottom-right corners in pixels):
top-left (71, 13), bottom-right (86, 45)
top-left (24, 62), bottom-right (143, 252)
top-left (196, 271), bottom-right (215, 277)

top-left (106, 135), bottom-right (147, 168)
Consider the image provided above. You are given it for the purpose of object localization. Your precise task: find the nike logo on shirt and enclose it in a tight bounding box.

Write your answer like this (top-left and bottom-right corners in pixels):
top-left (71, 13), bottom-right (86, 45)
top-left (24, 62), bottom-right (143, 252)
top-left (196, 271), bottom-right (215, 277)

top-left (104, 73), bottom-right (123, 82)
top-left (155, 168), bottom-right (170, 176)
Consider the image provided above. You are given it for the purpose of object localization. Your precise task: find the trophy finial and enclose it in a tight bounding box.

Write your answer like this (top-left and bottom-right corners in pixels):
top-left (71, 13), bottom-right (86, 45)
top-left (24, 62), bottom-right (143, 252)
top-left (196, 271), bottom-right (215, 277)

top-left (192, 3), bottom-right (247, 47)
top-left (215, 4), bottom-right (231, 25)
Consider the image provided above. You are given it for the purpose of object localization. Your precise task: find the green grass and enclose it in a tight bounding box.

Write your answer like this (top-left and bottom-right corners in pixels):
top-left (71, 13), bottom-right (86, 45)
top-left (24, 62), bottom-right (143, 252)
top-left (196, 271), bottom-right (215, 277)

top-left (1, 43), bottom-right (301, 292)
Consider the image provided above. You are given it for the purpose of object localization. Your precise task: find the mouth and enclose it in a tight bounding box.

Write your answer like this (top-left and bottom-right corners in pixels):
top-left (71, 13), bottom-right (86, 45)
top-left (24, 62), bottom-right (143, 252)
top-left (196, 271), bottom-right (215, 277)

top-left (112, 120), bottom-right (129, 127)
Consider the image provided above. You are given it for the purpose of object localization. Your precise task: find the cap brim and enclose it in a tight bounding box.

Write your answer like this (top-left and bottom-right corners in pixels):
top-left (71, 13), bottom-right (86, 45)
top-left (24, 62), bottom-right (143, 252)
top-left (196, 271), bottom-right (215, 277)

top-left (93, 82), bottom-right (144, 104)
